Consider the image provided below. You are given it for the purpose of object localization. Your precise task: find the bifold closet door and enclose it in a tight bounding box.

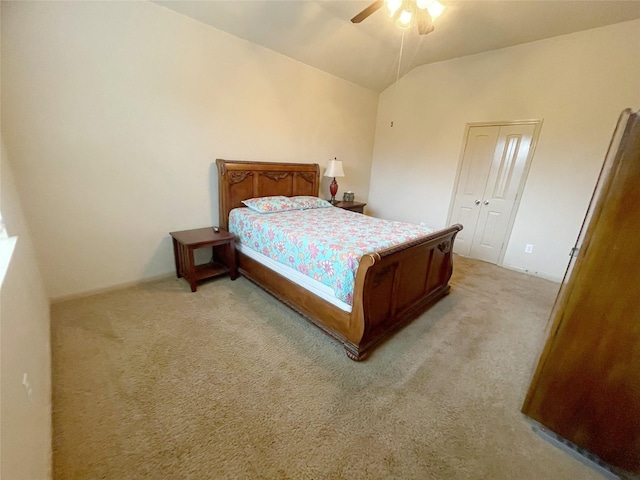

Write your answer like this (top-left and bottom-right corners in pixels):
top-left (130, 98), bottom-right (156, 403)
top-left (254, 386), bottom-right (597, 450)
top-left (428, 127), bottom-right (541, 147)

top-left (449, 125), bottom-right (498, 258)
top-left (450, 123), bottom-right (535, 264)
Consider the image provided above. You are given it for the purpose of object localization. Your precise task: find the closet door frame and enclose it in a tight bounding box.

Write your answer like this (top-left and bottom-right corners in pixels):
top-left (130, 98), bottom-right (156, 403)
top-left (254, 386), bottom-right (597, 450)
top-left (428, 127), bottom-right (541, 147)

top-left (446, 119), bottom-right (543, 266)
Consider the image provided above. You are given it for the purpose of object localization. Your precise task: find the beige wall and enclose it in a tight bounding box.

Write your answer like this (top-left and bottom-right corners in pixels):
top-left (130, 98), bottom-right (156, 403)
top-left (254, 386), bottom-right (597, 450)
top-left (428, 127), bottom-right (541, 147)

top-left (0, 141), bottom-right (52, 479)
top-left (368, 19), bottom-right (640, 281)
top-left (1, 1), bottom-right (378, 300)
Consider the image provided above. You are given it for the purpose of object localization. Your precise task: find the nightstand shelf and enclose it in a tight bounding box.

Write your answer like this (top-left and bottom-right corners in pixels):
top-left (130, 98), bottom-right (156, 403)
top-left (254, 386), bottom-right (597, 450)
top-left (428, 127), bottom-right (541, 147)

top-left (194, 261), bottom-right (229, 279)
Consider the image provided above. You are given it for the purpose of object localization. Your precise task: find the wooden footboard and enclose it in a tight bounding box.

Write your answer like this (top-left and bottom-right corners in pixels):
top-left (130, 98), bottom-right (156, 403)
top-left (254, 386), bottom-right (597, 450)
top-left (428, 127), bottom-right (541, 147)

top-left (236, 225), bottom-right (462, 360)
top-left (347, 224), bottom-right (462, 360)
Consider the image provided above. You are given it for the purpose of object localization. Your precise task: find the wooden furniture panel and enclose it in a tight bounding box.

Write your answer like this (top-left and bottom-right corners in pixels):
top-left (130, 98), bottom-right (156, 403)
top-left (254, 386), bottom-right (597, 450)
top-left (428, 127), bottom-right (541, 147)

top-left (522, 109), bottom-right (640, 476)
top-left (216, 158), bottom-right (462, 360)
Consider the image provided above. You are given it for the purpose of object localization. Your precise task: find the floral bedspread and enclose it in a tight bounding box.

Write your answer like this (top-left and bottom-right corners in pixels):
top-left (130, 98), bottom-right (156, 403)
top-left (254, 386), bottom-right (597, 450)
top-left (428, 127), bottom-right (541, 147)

top-left (228, 207), bottom-right (434, 306)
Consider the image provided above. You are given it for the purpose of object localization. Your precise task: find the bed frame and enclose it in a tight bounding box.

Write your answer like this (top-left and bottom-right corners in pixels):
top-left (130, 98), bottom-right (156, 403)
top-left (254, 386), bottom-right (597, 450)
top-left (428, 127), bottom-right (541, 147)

top-left (216, 159), bottom-right (462, 360)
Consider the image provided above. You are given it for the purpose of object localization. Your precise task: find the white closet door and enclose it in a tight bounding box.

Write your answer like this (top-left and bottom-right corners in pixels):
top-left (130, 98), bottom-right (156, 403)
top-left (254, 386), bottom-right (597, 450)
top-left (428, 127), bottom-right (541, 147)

top-left (449, 126), bottom-right (499, 257)
top-left (470, 124), bottom-right (536, 263)
top-left (451, 122), bottom-right (538, 264)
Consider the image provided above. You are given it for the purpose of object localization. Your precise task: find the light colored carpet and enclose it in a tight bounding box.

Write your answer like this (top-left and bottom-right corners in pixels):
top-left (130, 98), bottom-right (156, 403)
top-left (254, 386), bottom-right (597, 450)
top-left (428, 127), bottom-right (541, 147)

top-left (51, 256), bottom-right (604, 479)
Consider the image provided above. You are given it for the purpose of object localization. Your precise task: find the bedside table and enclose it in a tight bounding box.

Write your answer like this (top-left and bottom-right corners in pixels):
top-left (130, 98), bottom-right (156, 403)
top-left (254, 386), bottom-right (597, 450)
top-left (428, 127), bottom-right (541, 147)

top-left (334, 201), bottom-right (367, 214)
top-left (169, 227), bottom-right (238, 292)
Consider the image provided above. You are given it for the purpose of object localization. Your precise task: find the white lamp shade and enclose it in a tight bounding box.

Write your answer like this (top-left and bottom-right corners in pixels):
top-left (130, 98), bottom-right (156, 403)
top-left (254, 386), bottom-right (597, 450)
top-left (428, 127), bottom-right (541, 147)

top-left (396, 8), bottom-right (414, 29)
top-left (416, 0), bottom-right (445, 18)
top-left (384, 0), bottom-right (402, 17)
top-left (324, 158), bottom-right (345, 178)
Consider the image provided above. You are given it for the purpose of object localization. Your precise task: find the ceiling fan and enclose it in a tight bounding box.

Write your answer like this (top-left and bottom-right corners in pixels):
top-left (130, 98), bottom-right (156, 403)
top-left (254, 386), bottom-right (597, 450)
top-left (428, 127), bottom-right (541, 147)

top-left (351, 0), bottom-right (445, 35)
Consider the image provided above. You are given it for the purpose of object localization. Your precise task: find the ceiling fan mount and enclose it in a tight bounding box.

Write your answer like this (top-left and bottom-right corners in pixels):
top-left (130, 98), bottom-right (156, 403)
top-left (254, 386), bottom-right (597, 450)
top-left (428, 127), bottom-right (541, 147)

top-left (351, 0), bottom-right (444, 35)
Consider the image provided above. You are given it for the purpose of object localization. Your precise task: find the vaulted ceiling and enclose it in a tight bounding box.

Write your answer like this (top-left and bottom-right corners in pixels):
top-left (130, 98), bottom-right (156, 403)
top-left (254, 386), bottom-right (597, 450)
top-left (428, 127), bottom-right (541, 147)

top-left (153, 1), bottom-right (640, 92)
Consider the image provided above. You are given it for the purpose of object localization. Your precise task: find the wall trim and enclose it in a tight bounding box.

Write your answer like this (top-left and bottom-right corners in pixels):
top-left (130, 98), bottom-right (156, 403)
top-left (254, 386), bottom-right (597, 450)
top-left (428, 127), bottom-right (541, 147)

top-left (501, 263), bottom-right (562, 284)
top-left (50, 272), bottom-right (175, 304)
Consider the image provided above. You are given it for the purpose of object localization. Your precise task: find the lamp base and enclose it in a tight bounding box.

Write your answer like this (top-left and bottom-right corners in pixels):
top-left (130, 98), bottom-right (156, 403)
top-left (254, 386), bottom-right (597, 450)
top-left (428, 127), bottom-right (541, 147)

top-left (329, 177), bottom-right (339, 205)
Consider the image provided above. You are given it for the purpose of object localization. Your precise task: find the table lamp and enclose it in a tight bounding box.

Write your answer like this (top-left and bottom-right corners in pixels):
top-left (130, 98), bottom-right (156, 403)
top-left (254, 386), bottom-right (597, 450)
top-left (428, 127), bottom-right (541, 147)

top-left (324, 157), bottom-right (345, 205)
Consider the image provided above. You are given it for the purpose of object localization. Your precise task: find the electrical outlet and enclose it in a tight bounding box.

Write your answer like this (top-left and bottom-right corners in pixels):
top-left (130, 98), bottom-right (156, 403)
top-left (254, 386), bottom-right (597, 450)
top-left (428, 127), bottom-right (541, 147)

top-left (525, 244), bottom-right (534, 254)
top-left (22, 373), bottom-right (33, 397)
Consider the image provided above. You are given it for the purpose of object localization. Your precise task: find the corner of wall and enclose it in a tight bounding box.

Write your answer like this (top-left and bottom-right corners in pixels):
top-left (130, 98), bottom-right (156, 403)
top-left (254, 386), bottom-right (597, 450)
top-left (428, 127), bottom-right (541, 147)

top-left (0, 143), bottom-right (52, 480)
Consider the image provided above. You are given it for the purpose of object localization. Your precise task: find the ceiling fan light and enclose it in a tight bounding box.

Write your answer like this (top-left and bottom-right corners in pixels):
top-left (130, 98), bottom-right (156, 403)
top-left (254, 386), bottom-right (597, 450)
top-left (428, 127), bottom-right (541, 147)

top-left (384, 0), bottom-right (403, 17)
top-left (396, 8), bottom-right (413, 29)
top-left (426, 0), bottom-right (445, 19)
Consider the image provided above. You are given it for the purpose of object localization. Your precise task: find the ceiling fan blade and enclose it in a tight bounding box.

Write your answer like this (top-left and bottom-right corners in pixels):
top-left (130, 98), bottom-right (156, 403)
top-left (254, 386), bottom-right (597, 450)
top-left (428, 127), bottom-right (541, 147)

top-left (351, 0), bottom-right (384, 23)
top-left (417, 9), bottom-right (435, 35)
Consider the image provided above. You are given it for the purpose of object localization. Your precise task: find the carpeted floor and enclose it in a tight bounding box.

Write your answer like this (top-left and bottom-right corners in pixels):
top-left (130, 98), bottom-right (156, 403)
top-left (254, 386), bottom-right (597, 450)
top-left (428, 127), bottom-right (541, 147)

top-left (51, 256), bottom-right (604, 479)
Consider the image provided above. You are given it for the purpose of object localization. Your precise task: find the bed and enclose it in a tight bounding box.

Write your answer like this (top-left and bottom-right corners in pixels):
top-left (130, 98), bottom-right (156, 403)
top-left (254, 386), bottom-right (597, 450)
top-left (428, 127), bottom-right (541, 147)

top-left (216, 159), bottom-right (462, 360)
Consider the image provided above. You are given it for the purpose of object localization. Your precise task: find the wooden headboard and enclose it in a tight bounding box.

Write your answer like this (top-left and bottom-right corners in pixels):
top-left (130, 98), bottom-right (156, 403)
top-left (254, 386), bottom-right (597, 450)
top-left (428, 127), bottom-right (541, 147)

top-left (216, 159), bottom-right (321, 230)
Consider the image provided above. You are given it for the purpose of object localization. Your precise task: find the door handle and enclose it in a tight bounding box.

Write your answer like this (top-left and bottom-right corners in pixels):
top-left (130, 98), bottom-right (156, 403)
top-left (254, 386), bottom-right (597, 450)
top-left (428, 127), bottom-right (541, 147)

top-left (484, 200), bottom-right (490, 205)
top-left (475, 200), bottom-right (481, 205)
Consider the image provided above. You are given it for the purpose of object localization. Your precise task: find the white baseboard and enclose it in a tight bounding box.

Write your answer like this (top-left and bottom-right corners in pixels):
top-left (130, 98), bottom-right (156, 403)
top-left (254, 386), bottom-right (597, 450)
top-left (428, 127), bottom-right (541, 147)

top-left (50, 272), bottom-right (175, 304)
top-left (530, 422), bottom-right (622, 480)
top-left (500, 263), bottom-right (563, 283)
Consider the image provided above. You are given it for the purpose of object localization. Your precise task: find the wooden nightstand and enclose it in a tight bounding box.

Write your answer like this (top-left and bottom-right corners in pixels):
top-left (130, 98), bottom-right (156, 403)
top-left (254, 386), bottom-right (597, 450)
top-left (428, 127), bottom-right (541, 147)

top-left (334, 201), bottom-right (367, 214)
top-left (169, 227), bottom-right (238, 292)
